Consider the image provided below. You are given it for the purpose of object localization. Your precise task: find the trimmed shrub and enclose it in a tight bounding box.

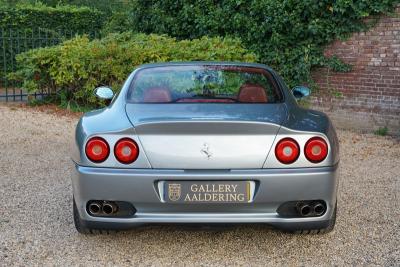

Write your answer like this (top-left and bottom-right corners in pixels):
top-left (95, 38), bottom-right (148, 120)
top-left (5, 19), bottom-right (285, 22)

top-left (1, 0), bottom-right (131, 14)
top-left (0, 3), bottom-right (103, 82)
top-left (126, 0), bottom-right (398, 87)
top-left (10, 32), bottom-right (257, 106)
top-left (0, 3), bottom-right (104, 32)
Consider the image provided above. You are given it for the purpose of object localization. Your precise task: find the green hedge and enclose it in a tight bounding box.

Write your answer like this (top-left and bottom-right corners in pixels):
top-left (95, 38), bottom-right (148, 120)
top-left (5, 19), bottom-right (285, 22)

top-left (0, 3), bottom-right (104, 32)
top-left (0, 3), bottom-right (103, 86)
top-left (122, 0), bottom-right (398, 88)
top-left (1, 0), bottom-right (131, 14)
top-left (10, 32), bottom-right (257, 106)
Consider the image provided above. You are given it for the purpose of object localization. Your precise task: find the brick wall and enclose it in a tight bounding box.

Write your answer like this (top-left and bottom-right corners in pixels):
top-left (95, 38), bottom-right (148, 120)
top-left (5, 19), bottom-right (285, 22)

top-left (311, 6), bottom-right (400, 134)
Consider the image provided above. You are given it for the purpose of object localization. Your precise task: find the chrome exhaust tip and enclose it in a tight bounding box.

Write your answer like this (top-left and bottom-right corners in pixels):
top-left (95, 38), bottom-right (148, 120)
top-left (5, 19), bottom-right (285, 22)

top-left (297, 203), bottom-right (312, 217)
top-left (88, 202), bottom-right (101, 215)
top-left (313, 203), bottom-right (325, 216)
top-left (102, 202), bottom-right (117, 215)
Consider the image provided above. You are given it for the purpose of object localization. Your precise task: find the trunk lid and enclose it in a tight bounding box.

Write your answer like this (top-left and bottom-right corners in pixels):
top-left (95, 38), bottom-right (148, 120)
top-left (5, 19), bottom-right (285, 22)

top-left (125, 104), bottom-right (286, 169)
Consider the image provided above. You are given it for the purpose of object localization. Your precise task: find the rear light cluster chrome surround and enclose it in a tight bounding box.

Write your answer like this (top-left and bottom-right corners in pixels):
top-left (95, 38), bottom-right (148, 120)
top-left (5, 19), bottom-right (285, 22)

top-left (304, 137), bottom-right (328, 163)
top-left (85, 137), bottom-right (139, 164)
top-left (275, 138), bottom-right (300, 164)
top-left (275, 136), bottom-right (328, 164)
top-left (85, 137), bottom-right (110, 163)
top-left (114, 138), bottom-right (139, 164)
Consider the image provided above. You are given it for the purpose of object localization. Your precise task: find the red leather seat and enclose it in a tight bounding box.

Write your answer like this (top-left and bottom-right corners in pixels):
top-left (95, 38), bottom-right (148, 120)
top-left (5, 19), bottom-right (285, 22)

top-left (237, 83), bottom-right (268, 103)
top-left (143, 87), bottom-right (172, 103)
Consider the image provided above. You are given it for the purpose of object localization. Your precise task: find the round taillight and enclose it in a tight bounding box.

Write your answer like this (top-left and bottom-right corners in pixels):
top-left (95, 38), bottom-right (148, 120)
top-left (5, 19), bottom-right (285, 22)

top-left (275, 138), bottom-right (300, 164)
top-left (305, 137), bottom-right (328, 163)
top-left (114, 138), bottom-right (139, 164)
top-left (85, 137), bottom-right (109, 163)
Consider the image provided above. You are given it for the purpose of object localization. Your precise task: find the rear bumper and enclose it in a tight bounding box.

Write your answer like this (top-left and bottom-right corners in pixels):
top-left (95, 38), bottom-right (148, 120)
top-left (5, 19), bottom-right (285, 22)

top-left (72, 164), bottom-right (339, 230)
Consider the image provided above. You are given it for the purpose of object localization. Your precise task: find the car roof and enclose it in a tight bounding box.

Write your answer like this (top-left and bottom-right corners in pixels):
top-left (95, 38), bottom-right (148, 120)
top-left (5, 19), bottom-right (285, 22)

top-left (135, 61), bottom-right (274, 72)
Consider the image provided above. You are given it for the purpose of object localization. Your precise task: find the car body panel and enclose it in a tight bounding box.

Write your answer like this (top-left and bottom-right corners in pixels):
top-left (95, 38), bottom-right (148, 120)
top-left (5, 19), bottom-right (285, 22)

top-left (133, 120), bottom-right (280, 169)
top-left (263, 126), bottom-right (336, 168)
top-left (72, 61), bottom-right (340, 231)
top-left (125, 103), bottom-right (287, 125)
top-left (72, 164), bottom-right (338, 224)
top-left (124, 103), bottom-right (288, 169)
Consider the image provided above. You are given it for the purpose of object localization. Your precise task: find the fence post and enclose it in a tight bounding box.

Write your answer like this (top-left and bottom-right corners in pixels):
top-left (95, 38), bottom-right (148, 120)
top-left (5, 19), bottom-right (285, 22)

top-left (2, 28), bottom-right (8, 102)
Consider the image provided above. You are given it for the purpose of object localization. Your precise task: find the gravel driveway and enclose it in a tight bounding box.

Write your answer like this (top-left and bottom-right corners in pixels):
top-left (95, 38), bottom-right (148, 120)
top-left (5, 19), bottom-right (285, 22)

top-left (0, 105), bottom-right (399, 266)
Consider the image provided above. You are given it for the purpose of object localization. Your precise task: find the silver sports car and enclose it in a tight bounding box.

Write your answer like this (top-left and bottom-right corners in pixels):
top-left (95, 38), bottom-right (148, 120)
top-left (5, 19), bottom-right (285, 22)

top-left (72, 62), bottom-right (339, 234)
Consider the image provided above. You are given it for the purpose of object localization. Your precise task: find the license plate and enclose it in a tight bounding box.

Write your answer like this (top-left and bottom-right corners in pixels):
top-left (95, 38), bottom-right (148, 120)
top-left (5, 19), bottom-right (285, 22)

top-left (163, 181), bottom-right (253, 203)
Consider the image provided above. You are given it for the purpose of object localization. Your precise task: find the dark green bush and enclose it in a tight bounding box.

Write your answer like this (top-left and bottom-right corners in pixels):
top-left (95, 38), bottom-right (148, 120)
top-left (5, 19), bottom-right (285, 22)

top-left (1, 0), bottom-right (132, 13)
top-left (0, 3), bottom-right (103, 84)
top-left (0, 3), bottom-right (104, 32)
top-left (125, 0), bottom-right (398, 87)
top-left (10, 32), bottom-right (257, 106)
top-left (101, 11), bottom-right (135, 36)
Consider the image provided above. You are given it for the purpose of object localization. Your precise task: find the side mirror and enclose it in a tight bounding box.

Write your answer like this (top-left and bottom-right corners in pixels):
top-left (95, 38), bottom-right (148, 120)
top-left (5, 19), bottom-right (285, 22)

top-left (292, 86), bottom-right (311, 100)
top-left (95, 86), bottom-right (114, 100)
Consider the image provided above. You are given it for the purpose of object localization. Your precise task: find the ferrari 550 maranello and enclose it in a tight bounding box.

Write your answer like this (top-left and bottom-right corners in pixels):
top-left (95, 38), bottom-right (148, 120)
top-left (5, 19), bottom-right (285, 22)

top-left (71, 62), bottom-right (339, 234)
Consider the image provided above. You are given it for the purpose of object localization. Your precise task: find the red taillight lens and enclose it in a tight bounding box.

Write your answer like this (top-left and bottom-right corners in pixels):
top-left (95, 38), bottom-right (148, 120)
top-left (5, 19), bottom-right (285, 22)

top-left (275, 138), bottom-right (300, 164)
top-left (114, 138), bottom-right (139, 164)
top-left (85, 137), bottom-right (109, 163)
top-left (305, 137), bottom-right (328, 163)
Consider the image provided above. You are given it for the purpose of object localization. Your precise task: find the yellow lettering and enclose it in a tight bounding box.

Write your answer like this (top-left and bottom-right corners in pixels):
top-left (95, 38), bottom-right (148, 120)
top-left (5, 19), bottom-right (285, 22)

top-left (184, 194), bottom-right (191, 202)
top-left (211, 184), bottom-right (217, 192)
top-left (231, 184), bottom-right (238, 192)
top-left (212, 194), bottom-right (218, 201)
top-left (218, 184), bottom-right (224, 192)
top-left (191, 184), bottom-right (198, 192)
top-left (198, 194), bottom-right (204, 201)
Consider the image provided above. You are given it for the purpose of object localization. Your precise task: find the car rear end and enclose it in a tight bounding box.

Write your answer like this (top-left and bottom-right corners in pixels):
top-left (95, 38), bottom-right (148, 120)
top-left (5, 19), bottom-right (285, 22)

top-left (72, 63), bottom-right (339, 233)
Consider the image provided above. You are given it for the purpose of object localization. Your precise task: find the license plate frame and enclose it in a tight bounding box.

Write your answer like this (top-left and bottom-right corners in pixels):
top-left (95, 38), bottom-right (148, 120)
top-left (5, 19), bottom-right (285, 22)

top-left (160, 181), bottom-right (255, 204)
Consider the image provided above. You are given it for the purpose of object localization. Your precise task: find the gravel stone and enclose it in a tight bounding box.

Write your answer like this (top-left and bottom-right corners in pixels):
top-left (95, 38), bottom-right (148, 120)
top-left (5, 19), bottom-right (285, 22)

top-left (0, 105), bottom-right (399, 266)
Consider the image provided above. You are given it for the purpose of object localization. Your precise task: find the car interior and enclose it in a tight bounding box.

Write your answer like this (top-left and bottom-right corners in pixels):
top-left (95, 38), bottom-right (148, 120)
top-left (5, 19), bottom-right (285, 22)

top-left (141, 82), bottom-right (269, 103)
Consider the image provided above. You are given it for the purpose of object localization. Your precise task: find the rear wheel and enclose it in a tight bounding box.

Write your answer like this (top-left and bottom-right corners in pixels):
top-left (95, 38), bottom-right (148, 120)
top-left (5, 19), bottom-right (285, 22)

top-left (73, 197), bottom-right (115, 234)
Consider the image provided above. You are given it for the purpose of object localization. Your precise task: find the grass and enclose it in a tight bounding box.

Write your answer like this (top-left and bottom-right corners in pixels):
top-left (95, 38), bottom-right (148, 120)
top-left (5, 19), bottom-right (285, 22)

top-left (374, 127), bottom-right (389, 136)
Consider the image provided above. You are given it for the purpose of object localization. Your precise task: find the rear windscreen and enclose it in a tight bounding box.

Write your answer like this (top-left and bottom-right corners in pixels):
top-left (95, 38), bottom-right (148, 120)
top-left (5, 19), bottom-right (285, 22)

top-left (127, 65), bottom-right (283, 103)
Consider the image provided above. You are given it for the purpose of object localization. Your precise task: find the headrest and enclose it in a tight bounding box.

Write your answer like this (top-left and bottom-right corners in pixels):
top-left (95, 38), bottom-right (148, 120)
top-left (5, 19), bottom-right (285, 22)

top-left (237, 83), bottom-right (268, 103)
top-left (143, 87), bottom-right (172, 103)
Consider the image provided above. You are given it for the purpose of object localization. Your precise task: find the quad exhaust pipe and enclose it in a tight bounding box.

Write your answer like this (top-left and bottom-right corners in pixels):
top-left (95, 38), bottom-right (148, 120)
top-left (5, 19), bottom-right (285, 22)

top-left (102, 202), bottom-right (118, 215)
top-left (313, 203), bottom-right (325, 216)
top-left (297, 201), bottom-right (326, 217)
top-left (277, 200), bottom-right (327, 218)
top-left (87, 201), bottom-right (118, 216)
top-left (297, 203), bottom-right (312, 216)
top-left (88, 202), bottom-right (102, 215)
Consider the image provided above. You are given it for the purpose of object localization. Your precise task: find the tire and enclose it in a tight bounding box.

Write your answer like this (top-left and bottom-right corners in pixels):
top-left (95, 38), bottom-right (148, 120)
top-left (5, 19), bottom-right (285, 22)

top-left (73, 197), bottom-right (115, 234)
top-left (294, 203), bottom-right (337, 234)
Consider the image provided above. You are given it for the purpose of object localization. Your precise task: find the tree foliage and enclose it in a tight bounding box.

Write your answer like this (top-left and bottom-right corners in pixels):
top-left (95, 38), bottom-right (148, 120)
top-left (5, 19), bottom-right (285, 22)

top-left (110, 0), bottom-right (399, 87)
